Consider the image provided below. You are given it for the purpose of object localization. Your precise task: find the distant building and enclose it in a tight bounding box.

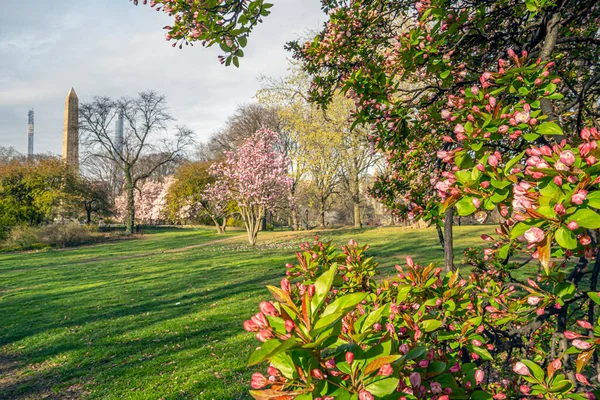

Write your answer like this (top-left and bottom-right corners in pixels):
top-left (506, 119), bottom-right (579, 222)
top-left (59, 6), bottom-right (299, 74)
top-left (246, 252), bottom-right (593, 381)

top-left (62, 88), bottom-right (79, 173)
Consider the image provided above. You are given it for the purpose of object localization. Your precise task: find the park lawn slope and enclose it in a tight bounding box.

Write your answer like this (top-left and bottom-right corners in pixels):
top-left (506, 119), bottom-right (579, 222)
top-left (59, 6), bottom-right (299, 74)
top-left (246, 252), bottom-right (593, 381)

top-left (0, 225), bottom-right (490, 399)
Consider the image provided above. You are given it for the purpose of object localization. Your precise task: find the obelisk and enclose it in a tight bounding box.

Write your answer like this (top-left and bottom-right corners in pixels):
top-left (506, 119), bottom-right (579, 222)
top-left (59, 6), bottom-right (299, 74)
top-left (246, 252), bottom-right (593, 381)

top-left (62, 88), bottom-right (79, 173)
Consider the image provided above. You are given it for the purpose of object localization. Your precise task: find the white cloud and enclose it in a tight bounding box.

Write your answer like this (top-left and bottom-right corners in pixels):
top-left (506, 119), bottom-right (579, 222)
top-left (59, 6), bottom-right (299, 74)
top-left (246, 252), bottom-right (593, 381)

top-left (0, 0), bottom-right (326, 154)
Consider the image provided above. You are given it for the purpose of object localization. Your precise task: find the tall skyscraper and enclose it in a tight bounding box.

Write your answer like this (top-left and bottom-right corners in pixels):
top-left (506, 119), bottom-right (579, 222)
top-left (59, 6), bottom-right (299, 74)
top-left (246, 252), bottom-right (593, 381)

top-left (27, 109), bottom-right (34, 160)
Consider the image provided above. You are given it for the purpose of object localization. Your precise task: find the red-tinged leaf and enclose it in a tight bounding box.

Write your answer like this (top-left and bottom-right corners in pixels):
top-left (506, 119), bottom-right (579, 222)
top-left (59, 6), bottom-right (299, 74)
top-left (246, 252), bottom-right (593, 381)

top-left (249, 389), bottom-right (300, 399)
top-left (537, 235), bottom-right (552, 275)
top-left (576, 350), bottom-right (594, 373)
top-left (364, 355), bottom-right (402, 376)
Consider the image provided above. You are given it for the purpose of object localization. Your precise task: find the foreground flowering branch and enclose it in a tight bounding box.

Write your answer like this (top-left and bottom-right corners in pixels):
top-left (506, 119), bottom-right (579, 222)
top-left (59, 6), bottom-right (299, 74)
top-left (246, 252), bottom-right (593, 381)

top-left (244, 238), bottom-right (600, 398)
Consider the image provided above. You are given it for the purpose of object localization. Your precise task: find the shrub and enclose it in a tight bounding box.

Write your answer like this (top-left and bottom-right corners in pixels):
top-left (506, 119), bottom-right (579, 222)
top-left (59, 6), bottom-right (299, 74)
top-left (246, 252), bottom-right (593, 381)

top-left (244, 237), bottom-right (598, 399)
top-left (6, 225), bottom-right (42, 250)
top-left (37, 222), bottom-right (96, 247)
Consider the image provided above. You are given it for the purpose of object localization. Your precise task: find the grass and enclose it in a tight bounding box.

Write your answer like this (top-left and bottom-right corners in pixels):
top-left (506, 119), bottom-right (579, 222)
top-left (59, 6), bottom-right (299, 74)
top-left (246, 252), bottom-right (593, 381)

top-left (0, 225), bottom-right (490, 399)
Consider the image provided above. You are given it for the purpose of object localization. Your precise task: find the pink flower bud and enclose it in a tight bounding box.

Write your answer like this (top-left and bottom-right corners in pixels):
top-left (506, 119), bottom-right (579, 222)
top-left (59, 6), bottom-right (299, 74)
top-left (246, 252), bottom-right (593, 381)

top-left (475, 369), bottom-right (484, 385)
top-left (567, 221), bottom-right (579, 230)
top-left (572, 190), bottom-right (588, 205)
top-left (358, 391), bottom-right (374, 400)
top-left (251, 312), bottom-right (269, 329)
top-left (564, 331), bottom-right (580, 339)
top-left (243, 319), bottom-right (259, 332)
top-left (311, 369), bottom-right (324, 379)
top-left (577, 320), bottom-right (594, 329)
top-left (345, 351), bottom-right (354, 365)
top-left (573, 339), bottom-right (593, 350)
top-left (409, 372), bottom-right (421, 387)
top-left (259, 301), bottom-right (277, 316)
top-left (431, 382), bottom-right (443, 394)
top-left (250, 372), bottom-right (268, 389)
top-left (554, 203), bottom-right (566, 215)
top-left (488, 154), bottom-right (499, 168)
top-left (307, 284), bottom-right (315, 297)
top-left (577, 373), bottom-right (591, 385)
top-left (379, 363), bottom-right (394, 376)
top-left (256, 329), bottom-right (274, 342)
top-left (520, 385), bottom-right (531, 394)
top-left (285, 319), bottom-right (295, 332)
top-left (513, 362), bottom-right (530, 376)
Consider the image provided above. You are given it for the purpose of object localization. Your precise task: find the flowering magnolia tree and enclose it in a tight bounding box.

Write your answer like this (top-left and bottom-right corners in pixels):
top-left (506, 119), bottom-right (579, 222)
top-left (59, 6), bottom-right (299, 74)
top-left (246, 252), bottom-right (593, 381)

top-left (209, 128), bottom-right (291, 245)
top-left (115, 177), bottom-right (173, 224)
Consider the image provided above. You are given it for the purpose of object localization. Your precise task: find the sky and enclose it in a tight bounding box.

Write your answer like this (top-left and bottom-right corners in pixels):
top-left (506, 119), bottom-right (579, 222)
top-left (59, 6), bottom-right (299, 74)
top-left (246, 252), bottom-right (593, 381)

top-left (0, 0), bottom-right (326, 156)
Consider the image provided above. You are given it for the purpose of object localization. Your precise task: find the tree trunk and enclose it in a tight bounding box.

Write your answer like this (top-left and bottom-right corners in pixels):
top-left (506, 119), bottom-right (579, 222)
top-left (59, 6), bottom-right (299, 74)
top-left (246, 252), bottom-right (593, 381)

top-left (353, 202), bottom-right (362, 228)
top-left (221, 218), bottom-right (227, 234)
top-left (125, 178), bottom-right (135, 235)
top-left (443, 207), bottom-right (455, 272)
top-left (86, 208), bottom-right (92, 225)
top-left (213, 218), bottom-right (225, 234)
top-left (291, 207), bottom-right (299, 231)
top-left (319, 198), bottom-right (326, 227)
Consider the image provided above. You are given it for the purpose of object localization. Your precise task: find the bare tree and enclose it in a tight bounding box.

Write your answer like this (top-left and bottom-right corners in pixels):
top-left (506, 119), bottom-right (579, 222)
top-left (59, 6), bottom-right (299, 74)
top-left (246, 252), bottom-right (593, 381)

top-left (338, 126), bottom-right (380, 228)
top-left (206, 103), bottom-right (282, 158)
top-left (79, 91), bottom-right (195, 234)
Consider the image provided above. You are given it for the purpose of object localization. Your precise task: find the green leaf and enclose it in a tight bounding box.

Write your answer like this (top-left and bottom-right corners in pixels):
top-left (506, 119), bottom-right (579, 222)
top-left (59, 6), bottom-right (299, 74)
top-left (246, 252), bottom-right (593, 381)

top-left (311, 264), bottom-right (336, 311)
top-left (440, 70), bottom-right (450, 79)
top-left (232, 56), bottom-right (239, 68)
top-left (456, 196), bottom-right (476, 216)
top-left (555, 227), bottom-right (577, 249)
top-left (471, 390), bottom-right (493, 400)
top-left (504, 150), bottom-right (526, 174)
top-left (365, 377), bottom-right (400, 397)
top-left (521, 359), bottom-right (545, 382)
top-left (470, 345), bottom-right (493, 361)
top-left (554, 282), bottom-right (576, 300)
top-left (570, 209), bottom-right (600, 229)
top-left (247, 338), bottom-right (298, 366)
top-left (586, 191), bottom-right (600, 208)
top-left (588, 292), bottom-right (600, 306)
top-left (313, 292), bottom-right (367, 331)
top-left (238, 36), bottom-right (248, 48)
top-left (421, 319), bottom-right (442, 332)
top-left (537, 121), bottom-right (563, 136)
top-left (361, 304), bottom-right (389, 333)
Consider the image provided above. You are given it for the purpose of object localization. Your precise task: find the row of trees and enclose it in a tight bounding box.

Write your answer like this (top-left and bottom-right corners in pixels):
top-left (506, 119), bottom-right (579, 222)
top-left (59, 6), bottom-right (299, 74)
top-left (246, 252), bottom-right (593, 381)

top-left (134, 0), bottom-right (600, 397)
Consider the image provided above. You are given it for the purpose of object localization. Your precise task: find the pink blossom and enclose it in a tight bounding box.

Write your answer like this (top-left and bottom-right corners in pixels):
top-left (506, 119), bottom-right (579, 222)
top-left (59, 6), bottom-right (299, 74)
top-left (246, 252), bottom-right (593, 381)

top-left (527, 296), bottom-right (541, 306)
top-left (523, 227), bottom-right (544, 244)
top-left (559, 150), bottom-right (576, 167)
top-left (514, 111), bottom-right (530, 124)
top-left (572, 190), bottom-right (588, 204)
top-left (513, 362), bottom-right (530, 376)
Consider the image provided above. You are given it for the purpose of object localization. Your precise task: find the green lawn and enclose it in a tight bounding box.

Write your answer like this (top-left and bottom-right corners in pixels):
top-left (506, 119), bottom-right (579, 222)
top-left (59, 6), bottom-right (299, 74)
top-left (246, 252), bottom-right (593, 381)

top-left (0, 225), bottom-right (490, 399)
